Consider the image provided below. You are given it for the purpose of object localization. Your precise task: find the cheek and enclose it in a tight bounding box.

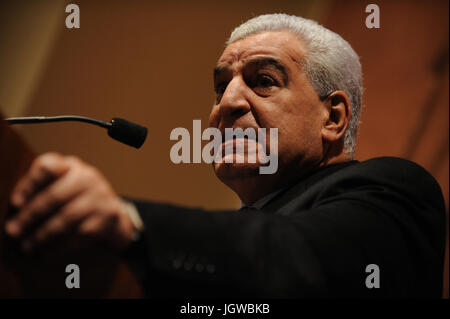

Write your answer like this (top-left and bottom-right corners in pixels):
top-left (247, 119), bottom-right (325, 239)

top-left (208, 105), bottom-right (220, 127)
top-left (276, 111), bottom-right (323, 158)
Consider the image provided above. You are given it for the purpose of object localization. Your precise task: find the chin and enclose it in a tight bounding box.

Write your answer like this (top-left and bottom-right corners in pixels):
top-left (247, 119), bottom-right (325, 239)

top-left (213, 161), bottom-right (261, 181)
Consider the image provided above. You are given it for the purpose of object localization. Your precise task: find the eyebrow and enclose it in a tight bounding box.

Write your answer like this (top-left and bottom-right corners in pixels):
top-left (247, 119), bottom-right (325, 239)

top-left (246, 57), bottom-right (289, 84)
top-left (213, 57), bottom-right (289, 85)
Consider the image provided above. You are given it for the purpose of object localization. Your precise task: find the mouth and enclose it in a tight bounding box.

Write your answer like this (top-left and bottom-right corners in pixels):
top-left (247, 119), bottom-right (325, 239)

top-left (220, 127), bottom-right (259, 144)
top-left (219, 132), bottom-right (261, 159)
top-left (221, 136), bottom-right (251, 148)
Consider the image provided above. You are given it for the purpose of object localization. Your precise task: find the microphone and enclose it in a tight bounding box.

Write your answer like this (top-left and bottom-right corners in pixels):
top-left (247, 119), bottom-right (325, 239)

top-left (107, 117), bottom-right (147, 149)
top-left (5, 115), bottom-right (148, 149)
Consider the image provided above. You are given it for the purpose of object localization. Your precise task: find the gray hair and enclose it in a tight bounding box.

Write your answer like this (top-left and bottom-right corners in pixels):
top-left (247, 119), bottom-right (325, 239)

top-left (226, 13), bottom-right (363, 158)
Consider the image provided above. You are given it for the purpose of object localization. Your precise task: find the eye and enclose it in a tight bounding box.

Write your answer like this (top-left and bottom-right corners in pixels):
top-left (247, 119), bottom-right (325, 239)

top-left (255, 74), bottom-right (276, 88)
top-left (249, 74), bottom-right (279, 96)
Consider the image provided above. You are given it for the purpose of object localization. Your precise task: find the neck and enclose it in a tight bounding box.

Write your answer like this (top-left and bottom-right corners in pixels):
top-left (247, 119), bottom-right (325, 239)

top-left (226, 152), bottom-right (349, 206)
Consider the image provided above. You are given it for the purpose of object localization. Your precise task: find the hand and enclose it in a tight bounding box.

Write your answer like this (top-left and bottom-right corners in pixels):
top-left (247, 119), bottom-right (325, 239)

top-left (5, 152), bottom-right (137, 253)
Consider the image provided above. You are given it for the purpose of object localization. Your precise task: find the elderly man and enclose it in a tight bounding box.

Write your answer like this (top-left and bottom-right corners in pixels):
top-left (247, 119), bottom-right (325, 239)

top-left (5, 14), bottom-right (446, 298)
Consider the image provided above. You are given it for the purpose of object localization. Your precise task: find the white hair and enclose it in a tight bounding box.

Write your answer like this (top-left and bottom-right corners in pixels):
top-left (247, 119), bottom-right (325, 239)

top-left (227, 13), bottom-right (363, 158)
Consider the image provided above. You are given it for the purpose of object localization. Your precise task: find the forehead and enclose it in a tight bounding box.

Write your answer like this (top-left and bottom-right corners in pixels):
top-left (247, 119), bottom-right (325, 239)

top-left (217, 30), bottom-right (306, 68)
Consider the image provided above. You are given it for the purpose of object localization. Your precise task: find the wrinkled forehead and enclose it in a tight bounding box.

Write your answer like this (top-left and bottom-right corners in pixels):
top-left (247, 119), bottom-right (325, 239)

top-left (217, 30), bottom-right (307, 68)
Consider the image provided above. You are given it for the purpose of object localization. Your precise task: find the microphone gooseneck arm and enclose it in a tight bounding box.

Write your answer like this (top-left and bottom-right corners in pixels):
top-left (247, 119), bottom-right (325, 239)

top-left (5, 115), bottom-right (147, 149)
top-left (6, 116), bottom-right (112, 129)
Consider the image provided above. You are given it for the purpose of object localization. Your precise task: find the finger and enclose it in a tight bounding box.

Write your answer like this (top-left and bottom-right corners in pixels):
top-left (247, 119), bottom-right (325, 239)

top-left (78, 215), bottom-right (106, 241)
top-left (10, 152), bottom-right (69, 208)
top-left (77, 205), bottom-right (127, 250)
top-left (6, 166), bottom-right (89, 238)
top-left (21, 194), bottom-right (94, 252)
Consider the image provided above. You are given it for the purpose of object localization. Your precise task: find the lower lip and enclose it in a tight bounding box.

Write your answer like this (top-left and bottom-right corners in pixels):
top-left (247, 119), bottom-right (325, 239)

top-left (219, 138), bottom-right (260, 157)
top-left (221, 137), bottom-right (256, 147)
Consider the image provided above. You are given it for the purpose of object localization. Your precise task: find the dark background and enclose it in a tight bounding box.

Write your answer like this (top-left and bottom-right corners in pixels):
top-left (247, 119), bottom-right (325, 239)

top-left (0, 0), bottom-right (448, 297)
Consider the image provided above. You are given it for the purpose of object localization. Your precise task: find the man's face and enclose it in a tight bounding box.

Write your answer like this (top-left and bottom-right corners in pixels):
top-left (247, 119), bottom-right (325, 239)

top-left (209, 30), bottom-right (326, 183)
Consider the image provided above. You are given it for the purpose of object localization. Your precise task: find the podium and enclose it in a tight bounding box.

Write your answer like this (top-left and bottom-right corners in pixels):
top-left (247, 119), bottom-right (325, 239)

top-left (0, 111), bottom-right (142, 298)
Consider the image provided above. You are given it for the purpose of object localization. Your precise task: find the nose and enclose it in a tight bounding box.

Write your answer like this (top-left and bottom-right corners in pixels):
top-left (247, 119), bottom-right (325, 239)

top-left (218, 76), bottom-right (251, 119)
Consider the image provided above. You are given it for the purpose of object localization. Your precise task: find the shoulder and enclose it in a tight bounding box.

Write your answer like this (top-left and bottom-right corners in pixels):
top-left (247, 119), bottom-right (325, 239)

top-left (291, 156), bottom-right (446, 219)
top-left (268, 157), bottom-right (445, 216)
top-left (349, 156), bottom-right (436, 179)
top-left (314, 157), bottom-right (447, 222)
top-left (336, 157), bottom-right (444, 202)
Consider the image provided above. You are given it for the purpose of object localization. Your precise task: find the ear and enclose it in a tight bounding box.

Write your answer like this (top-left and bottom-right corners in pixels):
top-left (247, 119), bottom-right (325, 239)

top-left (321, 90), bottom-right (351, 144)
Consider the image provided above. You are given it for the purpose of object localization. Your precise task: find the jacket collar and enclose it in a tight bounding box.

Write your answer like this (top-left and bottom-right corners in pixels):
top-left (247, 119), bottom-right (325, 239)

top-left (261, 160), bottom-right (358, 212)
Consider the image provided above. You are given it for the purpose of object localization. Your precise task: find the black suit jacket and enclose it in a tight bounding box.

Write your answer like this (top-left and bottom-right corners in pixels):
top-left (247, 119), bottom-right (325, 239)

top-left (123, 157), bottom-right (446, 298)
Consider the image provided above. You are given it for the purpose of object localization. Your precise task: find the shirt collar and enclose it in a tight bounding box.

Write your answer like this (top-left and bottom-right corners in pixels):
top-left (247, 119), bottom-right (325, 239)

top-left (239, 188), bottom-right (284, 211)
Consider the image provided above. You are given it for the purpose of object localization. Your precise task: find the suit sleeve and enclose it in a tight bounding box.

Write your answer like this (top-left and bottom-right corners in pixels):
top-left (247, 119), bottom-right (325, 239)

top-left (122, 159), bottom-right (446, 298)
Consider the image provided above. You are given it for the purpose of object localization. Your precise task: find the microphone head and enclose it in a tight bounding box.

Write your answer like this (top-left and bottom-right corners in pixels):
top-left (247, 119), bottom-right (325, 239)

top-left (107, 118), bottom-right (147, 149)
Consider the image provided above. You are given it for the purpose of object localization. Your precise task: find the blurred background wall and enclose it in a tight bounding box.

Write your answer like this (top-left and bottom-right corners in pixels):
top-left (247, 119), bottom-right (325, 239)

top-left (0, 0), bottom-right (448, 297)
